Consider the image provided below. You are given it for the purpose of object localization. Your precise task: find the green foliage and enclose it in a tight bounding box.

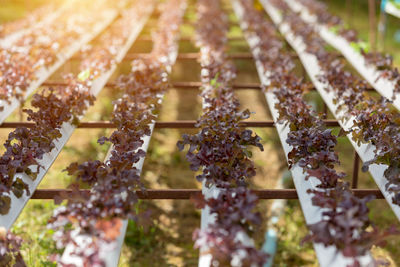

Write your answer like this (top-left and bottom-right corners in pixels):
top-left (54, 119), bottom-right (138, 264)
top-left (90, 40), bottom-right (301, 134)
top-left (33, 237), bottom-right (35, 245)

top-left (0, 0), bottom-right (51, 23)
top-left (274, 202), bottom-right (316, 266)
top-left (389, 0), bottom-right (400, 10)
top-left (329, 25), bottom-right (339, 34)
top-left (12, 201), bottom-right (60, 267)
top-left (77, 69), bottom-right (91, 82)
top-left (350, 41), bottom-right (370, 53)
top-left (124, 220), bottom-right (159, 250)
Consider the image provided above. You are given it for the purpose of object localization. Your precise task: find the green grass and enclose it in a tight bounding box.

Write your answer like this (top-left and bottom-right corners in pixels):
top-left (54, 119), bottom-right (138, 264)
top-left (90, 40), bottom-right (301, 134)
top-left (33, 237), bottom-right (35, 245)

top-left (323, 0), bottom-right (400, 65)
top-left (12, 201), bottom-right (60, 267)
top-left (0, 0), bottom-right (52, 23)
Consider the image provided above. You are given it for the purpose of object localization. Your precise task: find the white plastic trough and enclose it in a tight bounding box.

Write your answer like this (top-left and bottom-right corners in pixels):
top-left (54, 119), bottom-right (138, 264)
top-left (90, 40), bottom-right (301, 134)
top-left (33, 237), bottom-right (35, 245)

top-left (0, 5), bottom-right (152, 231)
top-left (260, 0), bottom-right (400, 223)
top-left (233, 0), bottom-right (374, 266)
top-left (198, 95), bottom-right (256, 266)
top-left (197, 13), bottom-right (255, 267)
top-left (61, 122), bottom-right (155, 267)
top-left (385, 1), bottom-right (400, 19)
top-left (284, 0), bottom-right (400, 111)
top-left (0, 1), bottom-right (75, 49)
top-left (0, 9), bottom-right (117, 124)
top-left (61, 50), bottom-right (180, 267)
top-left (60, 3), bottom-right (186, 265)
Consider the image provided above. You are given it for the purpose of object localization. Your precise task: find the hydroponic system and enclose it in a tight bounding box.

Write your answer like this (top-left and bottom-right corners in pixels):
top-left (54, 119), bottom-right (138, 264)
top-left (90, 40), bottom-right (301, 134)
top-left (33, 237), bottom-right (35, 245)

top-left (0, 0), bottom-right (399, 266)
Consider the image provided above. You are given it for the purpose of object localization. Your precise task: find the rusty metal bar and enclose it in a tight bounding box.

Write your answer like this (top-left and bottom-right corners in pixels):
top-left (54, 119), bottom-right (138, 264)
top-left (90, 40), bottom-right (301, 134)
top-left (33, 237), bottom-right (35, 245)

top-left (186, 6), bottom-right (233, 12)
top-left (41, 81), bottom-right (263, 89)
top-left (31, 188), bottom-right (384, 200)
top-left (136, 36), bottom-right (244, 42)
top-left (124, 52), bottom-right (254, 60)
top-left (352, 151), bottom-right (360, 189)
top-left (168, 81), bottom-right (351, 91)
top-left (187, 21), bottom-right (239, 27)
top-left (42, 81), bottom-right (375, 92)
top-left (0, 119), bottom-right (340, 129)
top-left (170, 81), bottom-right (262, 89)
top-left (71, 52), bottom-right (333, 61)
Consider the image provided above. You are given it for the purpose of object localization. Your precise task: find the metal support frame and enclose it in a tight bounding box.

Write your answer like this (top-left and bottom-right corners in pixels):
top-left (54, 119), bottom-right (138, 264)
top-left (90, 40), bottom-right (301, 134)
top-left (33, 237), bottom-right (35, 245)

top-left (1, 2), bottom-right (390, 267)
top-left (26, 49), bottom-right (374, 203)
top-left (0, 119), bottom-right (340, 128)
top-left (70, 51), bottom-right (344, 61)
top-left (41, 80), bottom-right (375, 91)
top-left (6, 1), bottom-right (385, 211)
top-left (31, 188), bottom-right (383, 199)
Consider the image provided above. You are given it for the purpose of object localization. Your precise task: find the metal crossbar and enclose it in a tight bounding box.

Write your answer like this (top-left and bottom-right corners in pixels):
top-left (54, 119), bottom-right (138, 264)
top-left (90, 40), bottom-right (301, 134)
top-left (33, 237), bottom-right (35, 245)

top-left (0, 119), bottom-right (340, 128)
top-left (136, 36), bottom-right (244, 42)
top-left (42, 80), bottom-right (376, 92)
top-left (15, 116), bottom-right (363, 199)
top-left (70, 51), bottom-right (345, 61)
top-left (31, 188), bottom-right (383, 199)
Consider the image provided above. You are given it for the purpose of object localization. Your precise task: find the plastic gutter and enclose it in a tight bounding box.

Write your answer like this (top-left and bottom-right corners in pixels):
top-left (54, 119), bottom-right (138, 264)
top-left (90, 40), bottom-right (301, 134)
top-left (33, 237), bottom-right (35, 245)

top-left (197, 7), bottom-right (255, 267)
top-left (285, 0), bottom-right (400, 111)
top-left (0, 5), bottom-right (151, 231)
top-left (386, 1), bottom-right (400, 18)
top-left (60, 3), bottom-right (185, 266)
top-left (0, 1), bottom-right (78, 49)
top-left (234, 0), bottom-right (375, 265)
top-left (0, 8), bottom-right (118, 124)
top-left (261, 0), bottom-right (400, 222)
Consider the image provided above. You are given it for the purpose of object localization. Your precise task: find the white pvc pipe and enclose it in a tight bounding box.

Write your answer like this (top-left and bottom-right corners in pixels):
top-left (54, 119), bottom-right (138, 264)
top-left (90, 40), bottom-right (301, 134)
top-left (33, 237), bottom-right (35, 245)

top-left (0, 1), bottom-right (76, 49)
top-left (234, 1), bottom-right (374, 266)
top-left (260, 0), bottom-right (400, 223)
top-left (197, 10), bottom-right (254, 267)
top-left (0, 6), bottom-right (148, 230)
top-left (285, 0), bottom-right (400, 111)
top-left (60, 2), bottom-right (185, 264)
top-left (0, 9), bottom-right (118, 124)
top-left (386, 2), bottom-right (400, 19)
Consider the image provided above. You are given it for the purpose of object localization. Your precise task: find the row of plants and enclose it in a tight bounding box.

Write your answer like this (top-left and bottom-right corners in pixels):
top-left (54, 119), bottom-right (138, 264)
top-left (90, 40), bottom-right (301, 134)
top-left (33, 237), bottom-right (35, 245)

top-left (0, 0), bottom-right (115, 110)
top-left (47, 0), bottom-right (186, 265)
top-left (240, 0), bottom-right (397, 265)
top-left (270, 0), bottom-right (400, 209)
top-left (177, 0), bottom-right (267, 266)
top-left (0, 2), bottom-right (57, 38)
top-left (0, 1), bottom-right (156, 265)
top-left (292, 0), bottom-right (400, 96)
top-left (0, 0), bottom-right (153, 216)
